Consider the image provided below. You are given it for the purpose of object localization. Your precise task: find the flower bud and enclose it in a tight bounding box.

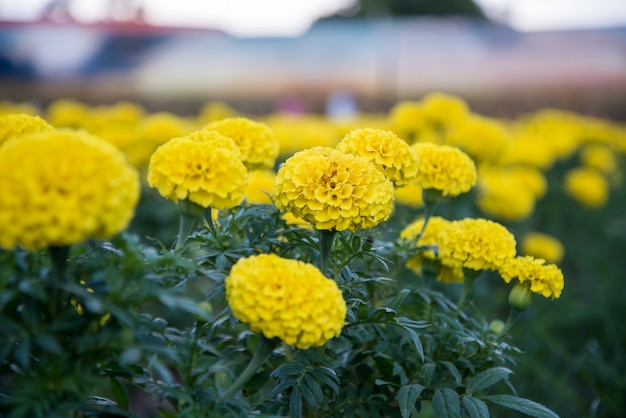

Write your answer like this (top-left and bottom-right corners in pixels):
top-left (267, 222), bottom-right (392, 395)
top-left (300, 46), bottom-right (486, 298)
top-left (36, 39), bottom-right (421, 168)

top-left (508, 282), bottom-right (533, 311)
top-left (489, 319), bottom-right (506, 334)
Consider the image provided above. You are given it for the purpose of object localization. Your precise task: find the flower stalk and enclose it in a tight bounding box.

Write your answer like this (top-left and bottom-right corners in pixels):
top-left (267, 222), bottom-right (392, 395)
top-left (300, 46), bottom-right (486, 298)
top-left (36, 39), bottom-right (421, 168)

top-left (455, 268), bottom-right (482, 314)
top-left (222, 336), bottom-right (278, 400)
top-left (175, 199), bottom-right (205, 251)
top-left (319, 229), bottom-right (337, 274)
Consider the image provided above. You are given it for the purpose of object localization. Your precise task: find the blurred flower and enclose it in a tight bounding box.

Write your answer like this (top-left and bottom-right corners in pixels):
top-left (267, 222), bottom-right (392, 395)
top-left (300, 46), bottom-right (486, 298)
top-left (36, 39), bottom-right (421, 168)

top-left (245, 170), bottom-right (276, 204)
top-left (411, 142), bottom-right (477, 197)
top-left (147, 131), bottom-right (248, 209)
top-left (265, 113), bottom-right (340, 157)
top-left (225, 254), bottom-right (346, 349)
top-left (46, 98), bottom-right (90, 128)
top-left (520, 232), bottom-right (564, 264)
top-left (400, 216), bottom-right (463, 283)
top-left (197, 101), bottom-right (238, 124)
top-left (499, 256), bottom-right (564, 299)
top-left (0, 101), bottom-right (39, 116)
top-left (0, 130), bottom-right (139, 250)
top-left (387, 100), bottom-right (428, 143)
top-left (564, 167), bottom-right (609, 208)
top-left (204, 117), bottom-right (279, 170)
top-left (579, 144), bottom-right (618, 175)
top-left (273, 146), bottom-right (394, 231)
top-left (438, 218), bottom-right (517, 272)
top-left (336, 128), bottom-right (420, 187)
top-left (499, 133), bottom-right (557, 170)
top-left (394, 183), bottom-right (424, 209)
top-left (0, 113), bottom-right (54, 146)
top-left (420, 92), bottom-right (469, 133)
top-left (444, 114), bottom-right (511, 163)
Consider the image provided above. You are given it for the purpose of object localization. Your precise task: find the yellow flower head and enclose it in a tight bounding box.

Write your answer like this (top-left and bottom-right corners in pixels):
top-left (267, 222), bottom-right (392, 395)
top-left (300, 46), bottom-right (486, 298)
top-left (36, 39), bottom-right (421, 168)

top-left (46, 98), bottom-right (89, 128)
top-left (337, 128), bottom-right (419, 187)
top-left (445, 114), bottom-right (511, 163)
top-left (0, 114), bottom-right (54, 146)
top-left (204, 117), bottom-right (279, 170)
top-left (395, 183), bottom-right (424, 209)
top-left (520, 232), bottom-right (565, 264)
top-left (273, 146), bottom-right (395, 231)
top-left (499, 133), bottom-right (558, 170)
top-left (0, 100), bottom-right (39, 116)
top-left (400, 216), bottom-right (452, 273)
top-left (411, 142), bottom-right (477, 197)
top-left (245, 170), bottom-right (276, 205)
top-left (147, 131), bottom-right (248, 209)
top-left (438, 218), bottom-right (516, 272)
top-left (580, 144), bottom-right (618, 175)
top-left (225, 254), bottom-right (346, 349)
top-left (564, 167), bottom-right (609, 208)
top-left (0, 130), bottom-right (140, 250)
top-left (420, 92), bottom-right (469, 131)
top-left (388, 101), bottom-right (428, 143)
top-left (499, 256), bottom-right (564, 299)
top-left (265, 113), bottom-right (340, 157)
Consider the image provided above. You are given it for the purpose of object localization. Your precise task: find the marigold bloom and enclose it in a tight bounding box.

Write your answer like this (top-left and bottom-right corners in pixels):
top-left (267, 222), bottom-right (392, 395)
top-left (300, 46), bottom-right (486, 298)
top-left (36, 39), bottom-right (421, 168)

top-left (204, 117), bottom-right (279, 170)
top-left (147, 131), bottom-right (248, 209)
top-left (411, 142), bottom-right (477, 197)
top-left (245, 170), bottom-right (276, 204)
top-left (564, 167), bottom-right (608, 208)
top-left (46, 98), bottom-right (90, 128)
top-left (438, 218), bottom-right (516, 272)
top-left (0, 113), bottom-right (54, 146)
top-left (400, 216), bottom-right (463, 282)
top-left (273, 146), bottom-right (395, 231)
top-left (520, 232), bottom-right (564, 264)
top-left (580, 144), bottom-right (618, 175)
top-left (265, 113), bottom-right (340, 157)
top-left (225, 254), bottom-right (346, 349)
top-left (444, 114), bottom-right (510, 163)
top-left (499, 256), bottom-right (564, 299)
top-left (336, 128), bottom-right (419, 187)
top-left (420, 92), bottom-right (469, 132)
top-left (388, 101), bottom-right (428, 143)
top-left (0, 130), bottom-right (140, 250)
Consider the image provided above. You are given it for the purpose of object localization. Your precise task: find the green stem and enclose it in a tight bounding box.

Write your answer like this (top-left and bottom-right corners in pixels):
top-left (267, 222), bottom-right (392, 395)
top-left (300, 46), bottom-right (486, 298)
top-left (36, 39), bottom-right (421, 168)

top-left (455, 268), bottom-right (482, 315)
top-left (415, 189), bottom-right (441, 241)
top-left (318, 229), bottom-right (337, 274)
top-left (495, 308), bottom-right (525, 340)
top-left (175, 199), bottom-right (205, 251)
top-left (222, 336), bottom-right (278, 400)
top-left (204, 207), bottom-right (222, 245)
top-left (49, 246), bottom-right (70, 281)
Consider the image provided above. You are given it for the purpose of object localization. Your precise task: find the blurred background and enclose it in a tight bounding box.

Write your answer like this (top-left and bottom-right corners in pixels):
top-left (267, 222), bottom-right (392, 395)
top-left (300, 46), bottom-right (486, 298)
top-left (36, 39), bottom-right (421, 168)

top-left (1, 0), bottom-right (625, 118)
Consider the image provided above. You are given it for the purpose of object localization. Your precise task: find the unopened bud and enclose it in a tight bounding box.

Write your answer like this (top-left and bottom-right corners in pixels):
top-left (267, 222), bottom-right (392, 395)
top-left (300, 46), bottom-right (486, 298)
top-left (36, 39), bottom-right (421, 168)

top-left (508, 281), bottom-right (533, 311)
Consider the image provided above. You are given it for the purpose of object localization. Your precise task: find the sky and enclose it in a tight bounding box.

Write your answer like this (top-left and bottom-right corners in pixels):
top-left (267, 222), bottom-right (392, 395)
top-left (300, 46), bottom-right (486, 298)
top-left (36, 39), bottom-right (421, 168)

top-left (1, 0), bottom-right (625, 37)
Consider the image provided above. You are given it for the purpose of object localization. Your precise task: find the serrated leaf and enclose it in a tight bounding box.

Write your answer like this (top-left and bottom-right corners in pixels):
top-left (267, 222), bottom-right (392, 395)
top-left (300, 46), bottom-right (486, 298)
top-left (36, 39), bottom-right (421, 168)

top-left (463, 396), bottom-right (490, 418)
top-left (110, 377), bottom-right (130, 409)
top-left (482, 394), bottom-right (559, 418)
top-left (396, 384), bottom-right (425, 418)
top-left (466, 367), bottom-right (513, 395)
top-left (432, 388), bottom-right (461, 418)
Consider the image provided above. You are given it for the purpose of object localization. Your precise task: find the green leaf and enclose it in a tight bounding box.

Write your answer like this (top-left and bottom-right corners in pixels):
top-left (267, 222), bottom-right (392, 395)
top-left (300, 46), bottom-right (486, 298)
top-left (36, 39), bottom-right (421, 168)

top-left (389, 289), bottom-right (411, 310)
top-left (466, 367), bottom-right (513, 395)
top-left (463, 397), bottom-right (490, 418)
top-left (33, 334), bottom-right (63, 355)
top-left (396, 384), bottom-right (425, 418)
top-left (440, 361), bottom-right (462, 385)
top-left (110, 377), bottom-right (130, 410)
top-left (432, 388), bottom-right (461, 418)
top-left (290, 386), bottom-right (303, 418)
top-left (483, 395), bottom-right (559, 418)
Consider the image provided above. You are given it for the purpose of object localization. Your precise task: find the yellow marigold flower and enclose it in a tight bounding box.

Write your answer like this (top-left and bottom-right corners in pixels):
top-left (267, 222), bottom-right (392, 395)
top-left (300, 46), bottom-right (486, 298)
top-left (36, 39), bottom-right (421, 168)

top-left (580, 144), bottom-right (618, 175)
top-left (0, 101), bottom-right (39, 116)
top-left (499, 256), bottom-right (564, 299)
top-left (400, 215), bottom-right (451, 271)
top-left (411, 142), bottom-right (477, 197)
top-left (395, 183), bottom-right (424, 209)
top-left (245, 170), bottom-right (275, 205)
top-left (265, 113), bottom-right (340, 157)
top-left (147, 132), bottom-right (248, 209)
top-left (520, 232), bottom-right (564, 264)
top-left (420, 92), bottom-right (469, 132)
top-left (388, 101), bottom-right (429, 143)
top-left (438, 218), bottom-right (516, 272)
top-left (499, 133), bottom-right (557, 170)
top-left (204, 117), bottom-right (279, 170)
top-left (336, 128), bottom-right (419, 187)
top-left (445, 114), bottom-right (511, 163)
top-left (225, 254), bottom-right (346, 349)
top-left (564, 167), bottom-right (608, 208)
top-left (197, 100), bottom-right (238, 124)
top-left (273, 146), bottom-right (395, 231)
top-left (0, 114), bottom-right (54, 146)
top-left (0, 130), bottom-right (140, 250)
top-left (46, 98), bottom-right (90, 128)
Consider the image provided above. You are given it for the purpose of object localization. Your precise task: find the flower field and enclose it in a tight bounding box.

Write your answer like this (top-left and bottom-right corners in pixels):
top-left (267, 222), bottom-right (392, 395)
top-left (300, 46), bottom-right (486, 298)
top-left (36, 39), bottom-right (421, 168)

top-left (0, 92), bottom-right (624, 417)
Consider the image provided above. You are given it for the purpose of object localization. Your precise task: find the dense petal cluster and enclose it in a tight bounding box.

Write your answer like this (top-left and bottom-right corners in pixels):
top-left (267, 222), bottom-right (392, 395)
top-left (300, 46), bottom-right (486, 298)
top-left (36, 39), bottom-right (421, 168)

top-left (411, 142), bottom-right (477, 197)
top-left (0, 130), bottom-right (140, 250)
top-left (147, 131), bottom-right (248, 209)
top-left (438, 218), bottom-right (516, 271)
top-left (520, 232), bottom-right (565, 264)
top-left (564, 167), bottom-right (608, 208)
top-left (204, 117), bottom-right (279, 170)
top-left (273, 146), bottom-right (395, 231)
top-left (336, 128), bottom-right (419, 187)
top-left (499, 256), bottom-right (564, 299)
top-left (0, 114), bottom-right (54, 146)
top-left (225, 254), bottom-right (346, 349)
top-left (445, 114), bottom-right (510, 163)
